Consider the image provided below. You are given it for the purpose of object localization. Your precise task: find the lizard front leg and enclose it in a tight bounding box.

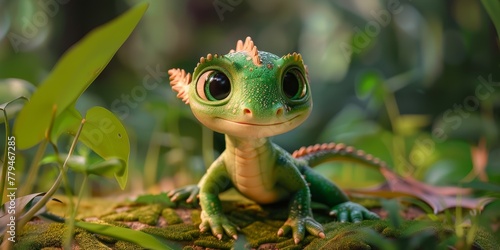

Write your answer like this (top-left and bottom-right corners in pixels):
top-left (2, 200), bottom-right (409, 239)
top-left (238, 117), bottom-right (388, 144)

top-left (168, 185), bottom-right (199, 204)
top-left (299, 164), bottom-right (379, 222)
top-left (278, 188), bottom-right (325, 244)
top-left (198, 157), bottom-right (238, 240)
top-left (277, 165), bottom-right (325, 244)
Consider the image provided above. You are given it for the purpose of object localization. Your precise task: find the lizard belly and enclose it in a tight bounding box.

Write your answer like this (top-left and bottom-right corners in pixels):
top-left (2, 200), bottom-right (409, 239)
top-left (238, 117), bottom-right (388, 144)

top-left (235, 174), bottom-right (288, 204)
top-left (224, 137), bottom-right (289, 204)
top-left (231, 156), bottom-right (289, 204)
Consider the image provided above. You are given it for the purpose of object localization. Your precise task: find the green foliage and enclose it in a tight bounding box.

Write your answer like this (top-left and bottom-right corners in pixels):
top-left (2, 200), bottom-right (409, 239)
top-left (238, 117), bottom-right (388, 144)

top-left (80, 107), bottom-right (130, 189)
top-left (12, 218), bottom-right (177, 249)
top-left (135, 192), bottom-right (177, 207)
top-left (43, 107), bottom-right (130, 188)
top-left (481, 0), bottom-right (500, 39)
top-left (0, 2), bottom-right (149, 248)
top-left (13, 2), bottom-right (148, 150)
top-left (75, 221), bottom-right (175, 250)
top-left (355, 70), bottom-right (385, 109)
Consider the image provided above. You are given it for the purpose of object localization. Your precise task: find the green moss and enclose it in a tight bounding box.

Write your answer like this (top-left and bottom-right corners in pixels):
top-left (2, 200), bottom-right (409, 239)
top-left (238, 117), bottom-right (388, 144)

top-left (193, 234), bottom-right (235, 250)
top-left (102, 204), bottom-right (163, 225)
top-left (471, 227), bottom-right (500, 250)
top-left (114, 240), bottom-right (143, 250)
top-left (162, 207), bottom-right (183, 225)
top-left (75, 230), bottom-right (110, 249)
top-left (275, 236), bottom-right (316, 249)
top-left (14, 222), bottom-right (65, 249)
top-left (142, 223), bottom-right (200, 241)
top-left (306, 221), bottom-right (388, 249)
top-left (227, 209), bottom-right (264, 228)
top-left (15, 197), bottom-right (498, 249)
top-left (240, 221), bottom-right (283, 247)
top-left (190, 209), bottom-right (202, 225)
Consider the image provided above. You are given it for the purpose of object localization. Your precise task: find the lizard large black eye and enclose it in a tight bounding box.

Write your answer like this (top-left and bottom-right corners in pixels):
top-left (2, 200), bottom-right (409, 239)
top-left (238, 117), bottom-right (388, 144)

top-left (282, 68), bottom-right (306, 100)
top-left (196, 70), bottom-right (231, 101)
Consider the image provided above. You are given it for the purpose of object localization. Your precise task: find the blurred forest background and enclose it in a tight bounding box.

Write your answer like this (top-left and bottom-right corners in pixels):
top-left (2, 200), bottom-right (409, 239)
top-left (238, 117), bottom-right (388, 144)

top-left (0, 0), bottom-right (499, 198)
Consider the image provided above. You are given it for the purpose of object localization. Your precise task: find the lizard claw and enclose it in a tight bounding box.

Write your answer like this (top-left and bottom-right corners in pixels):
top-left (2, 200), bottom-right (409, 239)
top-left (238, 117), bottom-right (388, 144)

top-left (278, 216), bottom-right (324, 244)
top-left (167, 185), bottom-right (200, 203)
top-left (329, 201), bottom-right (379, 223)
top-left (200, 211), bottom-right (239, 240)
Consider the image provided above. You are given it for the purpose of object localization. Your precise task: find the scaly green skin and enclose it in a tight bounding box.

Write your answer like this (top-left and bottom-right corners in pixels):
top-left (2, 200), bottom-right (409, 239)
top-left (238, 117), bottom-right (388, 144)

top-left (167, 37), bottom-right (379, 244)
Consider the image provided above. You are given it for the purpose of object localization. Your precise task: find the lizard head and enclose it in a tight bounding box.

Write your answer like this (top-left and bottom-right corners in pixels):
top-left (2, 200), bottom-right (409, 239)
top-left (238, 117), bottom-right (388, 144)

top-left (168, 37), bottom-right (312, 138)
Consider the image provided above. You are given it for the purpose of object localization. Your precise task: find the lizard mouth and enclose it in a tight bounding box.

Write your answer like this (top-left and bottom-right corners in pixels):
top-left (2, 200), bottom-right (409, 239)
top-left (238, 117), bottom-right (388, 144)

top-left (217, 115), bottom-right (301, 126)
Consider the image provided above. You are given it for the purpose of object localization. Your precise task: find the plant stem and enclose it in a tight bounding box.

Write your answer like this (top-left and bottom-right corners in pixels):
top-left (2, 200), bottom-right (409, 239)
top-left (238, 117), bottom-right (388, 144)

top-left (19, 104), bottom-right (59, 196)
top-left (144, 125), bottom-right (161, 188)
top-left (0, 109), bottom-right (11, 250)
top-left (1, 97), bottom-right (29, 201)
top-left (16, 119), bottom-right (85, 235)
top-left (382, 85), bottom-right (408, 174)
top-left (0, 108), bottom-right (10, 206)
top-left (49, 141), bottom-right (76, 250)
top-left (19, 140), bottom-right (48, 196)
top-left (64, 174), bottom-right (88, 249)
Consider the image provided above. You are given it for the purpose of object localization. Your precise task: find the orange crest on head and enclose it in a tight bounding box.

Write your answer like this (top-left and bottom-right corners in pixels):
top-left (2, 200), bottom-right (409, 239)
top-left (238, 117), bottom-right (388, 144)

top-left (229, 36), bottom-right (261, 66)
top-left (168, 68), bottom-right (191, 104)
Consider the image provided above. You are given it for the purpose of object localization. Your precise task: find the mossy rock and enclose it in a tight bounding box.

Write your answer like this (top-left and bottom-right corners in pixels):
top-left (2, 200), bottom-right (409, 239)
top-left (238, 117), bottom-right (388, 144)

top-left (8, 194), bottom-right (499, 249)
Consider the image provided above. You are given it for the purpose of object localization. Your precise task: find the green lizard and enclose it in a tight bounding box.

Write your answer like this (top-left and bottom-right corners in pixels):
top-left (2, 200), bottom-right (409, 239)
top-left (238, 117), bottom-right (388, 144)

top-left (167, 37), bottom-right (380, 243)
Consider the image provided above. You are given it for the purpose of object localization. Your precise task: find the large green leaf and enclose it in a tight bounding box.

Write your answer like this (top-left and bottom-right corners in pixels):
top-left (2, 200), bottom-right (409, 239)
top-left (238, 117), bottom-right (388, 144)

top-left (78, 107), bottom-right (130, 189)
top-left (13, 2), bottom-right (148, 149)
top-left (75, 221), bottom-right (175, 250)
top-left (49, 106), bottom-right (82, 142)
top-left (42, 106), bottom-right (130, 189)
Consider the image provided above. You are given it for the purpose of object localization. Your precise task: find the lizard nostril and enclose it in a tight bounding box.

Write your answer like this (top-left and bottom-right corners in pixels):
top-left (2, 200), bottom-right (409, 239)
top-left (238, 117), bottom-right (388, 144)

top-left (243, 108), bottom-right (252, 116)
top-left (276, 107), bottom-right (284, 116)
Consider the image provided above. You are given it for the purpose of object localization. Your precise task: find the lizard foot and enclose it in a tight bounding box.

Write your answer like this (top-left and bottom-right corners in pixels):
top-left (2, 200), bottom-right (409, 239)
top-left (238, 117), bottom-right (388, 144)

top-left (277, 216), bottom-right (325, 244)
top-left (329, 201), bottom-right (379, 223)
top-left (199, 211), bottom-right (239, 240)
top-left (167, 184), bottom-right (200, 203)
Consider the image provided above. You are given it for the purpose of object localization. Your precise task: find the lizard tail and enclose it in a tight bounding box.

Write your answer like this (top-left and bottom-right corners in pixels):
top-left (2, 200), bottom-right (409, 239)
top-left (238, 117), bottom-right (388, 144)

top-left (292, 142), bottom-right (389, 170)
top-left (293, 142), bottom-right (481, 213)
